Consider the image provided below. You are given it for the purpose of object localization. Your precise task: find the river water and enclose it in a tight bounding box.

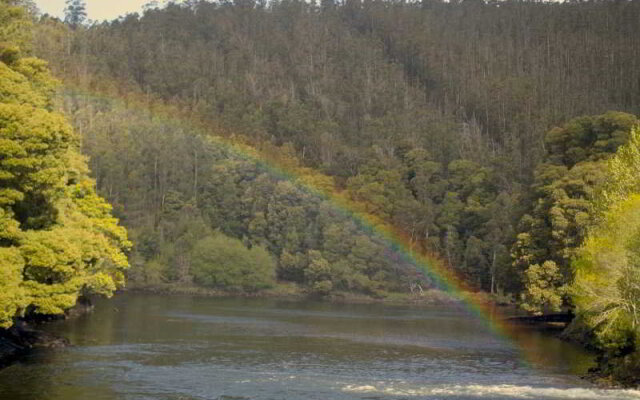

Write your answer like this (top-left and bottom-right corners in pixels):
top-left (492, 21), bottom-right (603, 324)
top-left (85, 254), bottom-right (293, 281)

top-left (0, 292), bottom-right (638, 400)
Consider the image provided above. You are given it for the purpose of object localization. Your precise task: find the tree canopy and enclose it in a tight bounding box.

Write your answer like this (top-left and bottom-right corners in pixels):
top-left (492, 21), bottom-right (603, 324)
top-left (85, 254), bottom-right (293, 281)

top-left (0, 0), bottom-right (129, 328)
top-left (514, 113), bottom-right (638, 313)
top-left (571, 127), bottom-right (640, 382)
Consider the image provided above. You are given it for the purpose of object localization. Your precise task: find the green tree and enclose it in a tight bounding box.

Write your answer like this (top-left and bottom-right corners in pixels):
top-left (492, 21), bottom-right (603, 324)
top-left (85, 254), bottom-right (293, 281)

top-left (191, 233), bottom-right (275, 292)
top-left (0, 0), bottom-right (129, 327)
top-left (304, 250), bottom-right (333, 295)
top-left (597, 126), bottom-right (640, 213)
top-left (571, 127), bottom-right (640, 380)
top-left (572, 195), bottom-right (640, 380)
top-left (521, 261), bottom-right (566, 315)
top-left (64, 0), bottom-right (86, 28)
top-left (514, 113), bottom-right (638, 313)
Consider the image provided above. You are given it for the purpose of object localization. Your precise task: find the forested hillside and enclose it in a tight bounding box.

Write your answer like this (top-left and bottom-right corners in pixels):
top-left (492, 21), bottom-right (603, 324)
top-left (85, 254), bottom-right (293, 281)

top-left (58, 95), bottom-right (426, 295)
top-left (0, 0), bottom-right (636, 383)
top-left (34, 0), bottom-right (640, 300)
top-left (0, 0), bottom-right (129, 328)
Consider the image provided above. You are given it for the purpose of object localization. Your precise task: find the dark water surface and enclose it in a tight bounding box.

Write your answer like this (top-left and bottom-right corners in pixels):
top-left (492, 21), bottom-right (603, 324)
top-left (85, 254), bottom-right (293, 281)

top-left (1, 293), bottom-right (639, 400)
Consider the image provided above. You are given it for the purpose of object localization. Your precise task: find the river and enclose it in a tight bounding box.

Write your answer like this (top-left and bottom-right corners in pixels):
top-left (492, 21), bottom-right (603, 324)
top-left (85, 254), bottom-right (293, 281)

top-left (0, 292), bottom-right (638, 400)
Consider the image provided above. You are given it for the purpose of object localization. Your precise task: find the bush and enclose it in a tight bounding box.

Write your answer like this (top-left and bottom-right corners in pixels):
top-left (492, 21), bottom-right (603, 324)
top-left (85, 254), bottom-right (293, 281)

top-left (191, 233), bottom-right (276, 292)
top-left (521, 260), bottom-right (566, 315)
top-left (311, 280), bottom-right (333, 296)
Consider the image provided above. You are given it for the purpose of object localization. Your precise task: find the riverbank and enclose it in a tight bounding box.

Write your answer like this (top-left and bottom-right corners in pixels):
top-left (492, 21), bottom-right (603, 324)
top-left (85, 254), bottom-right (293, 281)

top-left (0, 322), bottom-right (69, 369)
top-left (582, 346), bottom-right (640, 389)
top-left (0, 297), bottom-right (94, 369)
top-left (124, 282), bottom-right (473, 307)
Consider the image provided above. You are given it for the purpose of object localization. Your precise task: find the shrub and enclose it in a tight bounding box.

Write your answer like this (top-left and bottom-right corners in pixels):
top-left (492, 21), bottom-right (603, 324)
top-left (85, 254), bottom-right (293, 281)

top-left (191, 233), bottom-right (275, 292)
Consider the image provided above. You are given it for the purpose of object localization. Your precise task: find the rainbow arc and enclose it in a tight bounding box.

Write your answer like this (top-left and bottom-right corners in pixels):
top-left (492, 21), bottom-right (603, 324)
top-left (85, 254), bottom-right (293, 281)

top-left (64, 84), bottom-right (550, 368)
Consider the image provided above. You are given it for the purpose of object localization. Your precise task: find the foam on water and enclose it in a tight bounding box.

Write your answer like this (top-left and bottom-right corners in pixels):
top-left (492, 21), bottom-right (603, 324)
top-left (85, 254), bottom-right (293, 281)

top-left (343, 383), bottom-right (640, 399)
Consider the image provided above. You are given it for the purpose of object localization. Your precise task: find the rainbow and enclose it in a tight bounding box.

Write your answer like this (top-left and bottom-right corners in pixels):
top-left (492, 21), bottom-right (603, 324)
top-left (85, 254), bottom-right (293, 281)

top-left (62, 83), bottom-right (550, 369)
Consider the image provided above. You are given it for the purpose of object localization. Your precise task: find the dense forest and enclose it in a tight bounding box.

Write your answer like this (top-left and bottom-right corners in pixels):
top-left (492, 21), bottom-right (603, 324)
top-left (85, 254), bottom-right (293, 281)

top-left (37, 0), bottom-right (640, 295)
top-left (59, 97), bottom-right (427, 296)
top-left (1, 0), bottom-right (639, 383)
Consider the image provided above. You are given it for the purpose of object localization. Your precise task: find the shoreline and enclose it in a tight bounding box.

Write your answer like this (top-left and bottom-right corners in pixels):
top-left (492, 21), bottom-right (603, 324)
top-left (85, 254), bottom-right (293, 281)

top-left (122, 283), bottom-right (475, 307)
top-left (0, 297), bottom-right (93, 370)
top-left (0, 321), bottom-right (69, 370)
top-left (3, 288), bottom-right (636, 389)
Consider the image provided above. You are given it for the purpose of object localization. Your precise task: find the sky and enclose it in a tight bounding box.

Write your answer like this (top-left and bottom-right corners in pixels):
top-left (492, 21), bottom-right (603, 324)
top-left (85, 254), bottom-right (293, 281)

top-left (34, 0), bottom-right (179, 22)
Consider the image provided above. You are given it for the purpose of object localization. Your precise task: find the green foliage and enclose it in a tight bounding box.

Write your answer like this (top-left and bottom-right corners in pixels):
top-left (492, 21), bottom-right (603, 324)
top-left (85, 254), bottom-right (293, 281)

top-left (305, 250), bottom-right (333, 295)
top-left (514, 113), bottom-right (638, 313)
top-left (37, 0), bottom-right (640, 303)
top-left (0, 247), bottom-right (25, 328)
top-left (191, 233), bottom-right (275, 292)
top-left (597, 126), bottom-right (640, 213)
top-left (0, 0), bottom-right (32, 58)
top-left (31, 0), bottom-right (640, 311)
top-left (64, 0), bottom-right (86, 28)
top-left (572, 196), bottom-right (640, 364)
top-left (0, 60), bottom-right (52, 108)
top-left (544, 112), bottom-right (637, 168)
top-left (0, 1), bottom-right (130, 328)
top-left (278, 250), bottom-right (305, 283)
top-left (22, 0), bottom-right (640, 381)
top-left (59, 96), bottom-right (430, 296)
top-left (521, 261), bottom-right (566, 315)
top-left (571, 127), bottom-right (640, 380)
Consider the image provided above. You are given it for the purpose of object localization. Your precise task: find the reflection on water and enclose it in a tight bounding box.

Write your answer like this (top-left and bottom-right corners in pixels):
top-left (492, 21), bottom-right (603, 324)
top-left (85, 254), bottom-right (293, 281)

top-left (0, 293), bottom-right (638, 400)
